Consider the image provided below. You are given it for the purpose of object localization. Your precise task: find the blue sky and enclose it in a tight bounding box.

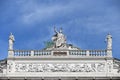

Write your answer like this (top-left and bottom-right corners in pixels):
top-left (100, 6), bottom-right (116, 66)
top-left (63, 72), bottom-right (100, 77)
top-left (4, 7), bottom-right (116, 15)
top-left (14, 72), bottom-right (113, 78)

top-left (0, 0), bottom-right (120, 59)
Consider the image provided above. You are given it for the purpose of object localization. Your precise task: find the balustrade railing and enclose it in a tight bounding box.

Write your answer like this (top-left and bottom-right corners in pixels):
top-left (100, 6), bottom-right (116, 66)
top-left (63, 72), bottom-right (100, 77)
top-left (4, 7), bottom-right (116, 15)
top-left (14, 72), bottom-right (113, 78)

top-left (89, 50), bottom-right (107, 56)
top-left (14, 50), bottom-right (31, 56)
top-left (69, 50), bottom-right (107, 57)
top-left (34, 50), bottom-right (51, 56)
top-left (69, 50), bottom-right (87, 56)
top-left (14, 50), bottom-right (51, 57)
top-left (13, 49), bottom-right (107, 57)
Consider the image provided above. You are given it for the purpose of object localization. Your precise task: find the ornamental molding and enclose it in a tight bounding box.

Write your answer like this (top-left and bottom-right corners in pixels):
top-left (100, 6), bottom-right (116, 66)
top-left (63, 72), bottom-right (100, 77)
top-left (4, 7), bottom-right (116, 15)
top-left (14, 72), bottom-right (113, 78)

top-left (15, 63), bottom-right (105, 72)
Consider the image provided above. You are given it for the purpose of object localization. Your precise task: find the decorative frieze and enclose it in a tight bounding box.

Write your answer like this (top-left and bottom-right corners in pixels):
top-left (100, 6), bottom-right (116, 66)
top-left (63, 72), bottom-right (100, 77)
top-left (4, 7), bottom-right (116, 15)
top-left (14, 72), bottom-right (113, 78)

top-left (0, 59), bottom-right (7, 73)
top-left (7, 61), bottom-right (13, 73)
top-left (113, 60), bottom-right (120, 73)
top-left (15, 63), bottom-right (105, 72)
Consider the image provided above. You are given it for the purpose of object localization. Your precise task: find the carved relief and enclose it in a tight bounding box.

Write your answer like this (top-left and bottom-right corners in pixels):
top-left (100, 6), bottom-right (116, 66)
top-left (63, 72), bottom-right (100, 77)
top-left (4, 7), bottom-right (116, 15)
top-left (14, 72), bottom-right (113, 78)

top-left (7, 61), bottom-right (13, 72)
top-left (113, 61), bottom-right (120, 73)
top-left (107, 61), bottom-right (112, 72)
top-left (15, 63), bottom-right (105, 72)
top-left (0, 59), bottom-right (7, 73)
top-left (97, 63), bottom-right (105, 72)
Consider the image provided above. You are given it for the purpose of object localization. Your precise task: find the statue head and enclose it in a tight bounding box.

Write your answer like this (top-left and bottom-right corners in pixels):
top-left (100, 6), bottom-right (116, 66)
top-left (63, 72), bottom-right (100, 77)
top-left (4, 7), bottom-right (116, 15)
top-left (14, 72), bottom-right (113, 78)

top-left (107, 33), bottom-right (112, 39)
top-left (9, 32), bottom-right (15, 41)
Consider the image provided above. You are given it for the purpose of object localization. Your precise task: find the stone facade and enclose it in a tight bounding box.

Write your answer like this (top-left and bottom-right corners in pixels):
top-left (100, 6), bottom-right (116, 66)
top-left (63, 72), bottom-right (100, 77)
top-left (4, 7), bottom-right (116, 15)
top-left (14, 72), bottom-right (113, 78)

top-left (0, 28), bottom-right (120, 80)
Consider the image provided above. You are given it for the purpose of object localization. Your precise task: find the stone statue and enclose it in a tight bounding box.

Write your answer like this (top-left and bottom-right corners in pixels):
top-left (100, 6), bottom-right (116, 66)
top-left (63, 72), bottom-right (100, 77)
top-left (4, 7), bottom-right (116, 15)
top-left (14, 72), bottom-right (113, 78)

top-left (9, 33), bottom-right (15, 50)
top-left (106, 33), bottom-right (112, 49)
top-left (52, 27), bottom-right (66, 48)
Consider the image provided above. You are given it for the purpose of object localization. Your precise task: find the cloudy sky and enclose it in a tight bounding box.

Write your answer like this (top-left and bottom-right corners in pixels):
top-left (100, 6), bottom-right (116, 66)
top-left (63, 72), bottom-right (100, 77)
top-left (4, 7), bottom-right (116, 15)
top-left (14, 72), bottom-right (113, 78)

top-left (0, 0), bottom-right (120, 59)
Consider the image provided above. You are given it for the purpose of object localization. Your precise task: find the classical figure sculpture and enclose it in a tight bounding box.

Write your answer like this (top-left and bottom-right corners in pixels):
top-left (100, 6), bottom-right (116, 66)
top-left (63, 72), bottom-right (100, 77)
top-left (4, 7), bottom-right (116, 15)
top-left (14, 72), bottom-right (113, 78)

top-left (9, 33), bottom-right (15, 50)
top-left (52, 27), bottom-right (66, 48)
top-left (106, 33), bottom-right (112, 49)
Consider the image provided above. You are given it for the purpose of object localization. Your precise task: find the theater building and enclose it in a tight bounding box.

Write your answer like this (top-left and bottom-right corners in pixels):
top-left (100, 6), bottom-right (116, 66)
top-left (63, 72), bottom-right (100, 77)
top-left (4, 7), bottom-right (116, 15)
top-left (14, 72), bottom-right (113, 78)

top-left (0, 28), bottom-right (120, 80)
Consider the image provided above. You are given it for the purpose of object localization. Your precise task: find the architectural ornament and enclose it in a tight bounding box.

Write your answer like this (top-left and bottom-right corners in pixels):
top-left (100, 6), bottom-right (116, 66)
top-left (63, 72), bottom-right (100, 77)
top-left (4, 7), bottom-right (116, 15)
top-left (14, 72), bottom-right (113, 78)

top-left (9, 33), bottom-right (15, 50)
top-left (52, 27), bottom-right (66, 48)
top-left (106, 33), bottom-right (112, 50)
top-left (15, 63), bottom-right (105, 72)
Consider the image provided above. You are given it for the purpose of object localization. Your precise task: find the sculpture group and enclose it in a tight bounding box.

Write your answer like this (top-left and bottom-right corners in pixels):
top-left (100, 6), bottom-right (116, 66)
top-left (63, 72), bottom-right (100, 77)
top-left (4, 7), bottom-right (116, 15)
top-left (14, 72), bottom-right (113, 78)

top-left (51, 27), bottom-right (112, 50)
top-left (8, 27), bottom-right (112, 50)
top-left (52, 27), bottom-right (66, 48)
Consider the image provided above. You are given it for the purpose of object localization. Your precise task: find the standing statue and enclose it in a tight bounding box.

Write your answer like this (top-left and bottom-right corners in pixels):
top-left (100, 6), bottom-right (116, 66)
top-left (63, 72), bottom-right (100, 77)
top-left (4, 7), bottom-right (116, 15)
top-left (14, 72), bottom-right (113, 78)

top-left (106, 33), bottom-right (112, 50)
top-left (9, 33), bottom-right (15, 50)
top-left (52, 27), bottom-right (66, 48)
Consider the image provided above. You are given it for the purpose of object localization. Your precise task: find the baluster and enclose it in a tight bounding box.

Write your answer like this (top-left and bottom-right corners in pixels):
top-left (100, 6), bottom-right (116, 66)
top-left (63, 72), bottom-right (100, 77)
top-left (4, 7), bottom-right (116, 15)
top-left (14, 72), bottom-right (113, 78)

top-left (101, 50), bottom-right (103, 56)
top-left (84, 50), bottom-right (87, 56)
top-left (36, 51), bottom-right (37, 56)
top-left (36, 50), bottom-right (38, 56)
top-left (23, 51), bottom-right (24, 56)
top-left (98, 50), bottom-right (100, 56)
top-left (44, 52), bottom-right (47, 55)
top-left (26, 51), bottom-right (28, 56)
top-left (94, 50), bottom-right (96, 56)
top-left (82, 50), bottom-right (84, 56)
top-left (78, 51), bottom-right (80, 55)
top-left (105, 50), bottom-right (107, 56)
top-left (39, 51), bottom-right (40, 56)
top-left (84, 50), bottom-right (86, 56)
top-left (21, 51), bottom-right (23, 56)
top-left (96, 50), bottom-right (98, 56)
top-left (19, 51), bottom-right (21, 56)
top-left (29, 51), bottom-right (31, 56)
top-left (102, 50), bottom-right (104, 56)
top-left (104, 50), bottom-right (106, 56)
top-left (102, 51), bottom-right (106, 56)
top-left (23, 51), bottom-right (25, 56)
top-left (24, 51), bottom-right (26, 56)
top-left (92, 50), bottom-right (94, 56)
top-left (80, 51), bottom-right (82, 56)
top-left (89, 50), bottom-right (91, 56)
top-left (99, 51), bottom-right (101, 56)
top-left (72, 51), bottom-right (74, 55)
top-left (102, 50), bottom-right (103, 56)
top-left (38, 50), bottom-right (39, 56)
top-left (98, 51), bottom-right (100, 56)
top-left (81, 50), bottom-right (83, 56)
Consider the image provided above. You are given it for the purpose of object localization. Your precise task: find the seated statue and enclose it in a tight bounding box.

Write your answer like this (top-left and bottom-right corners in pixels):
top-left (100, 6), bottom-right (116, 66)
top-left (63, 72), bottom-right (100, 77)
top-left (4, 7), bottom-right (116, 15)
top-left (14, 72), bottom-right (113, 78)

top-left (52, 27), bottom-right (66, 48)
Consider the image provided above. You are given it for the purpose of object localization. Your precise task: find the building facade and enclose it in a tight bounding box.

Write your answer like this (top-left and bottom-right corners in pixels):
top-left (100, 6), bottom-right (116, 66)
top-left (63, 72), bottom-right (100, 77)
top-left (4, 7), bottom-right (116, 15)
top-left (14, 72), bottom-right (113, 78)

top-left (0, 28), bottom-right (120, 80)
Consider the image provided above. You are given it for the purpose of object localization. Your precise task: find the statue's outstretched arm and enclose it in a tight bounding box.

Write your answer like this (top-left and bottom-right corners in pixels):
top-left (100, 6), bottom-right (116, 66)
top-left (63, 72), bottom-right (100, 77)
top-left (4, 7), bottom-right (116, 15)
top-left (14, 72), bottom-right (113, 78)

top-left (54, 26), bottom-right (58, 33)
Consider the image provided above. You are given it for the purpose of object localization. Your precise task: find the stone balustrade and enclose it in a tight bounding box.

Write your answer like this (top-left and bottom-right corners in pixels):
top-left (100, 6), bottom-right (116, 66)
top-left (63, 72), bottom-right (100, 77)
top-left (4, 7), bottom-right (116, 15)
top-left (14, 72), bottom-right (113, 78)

top-left (14, 50), bottom-right (31, 56)
top-left (34, 50), bottom-right (51, 56)
top-left (89, 50), bottom-right (107, 56)
top-left (13, 49), bottom-right (107, 57)
top-left (14, 50), bottom-right (51, 57)
top-left (69, 50), bottom-right (107, 56)
top-left (69, 50), bottom-right (87, 56)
